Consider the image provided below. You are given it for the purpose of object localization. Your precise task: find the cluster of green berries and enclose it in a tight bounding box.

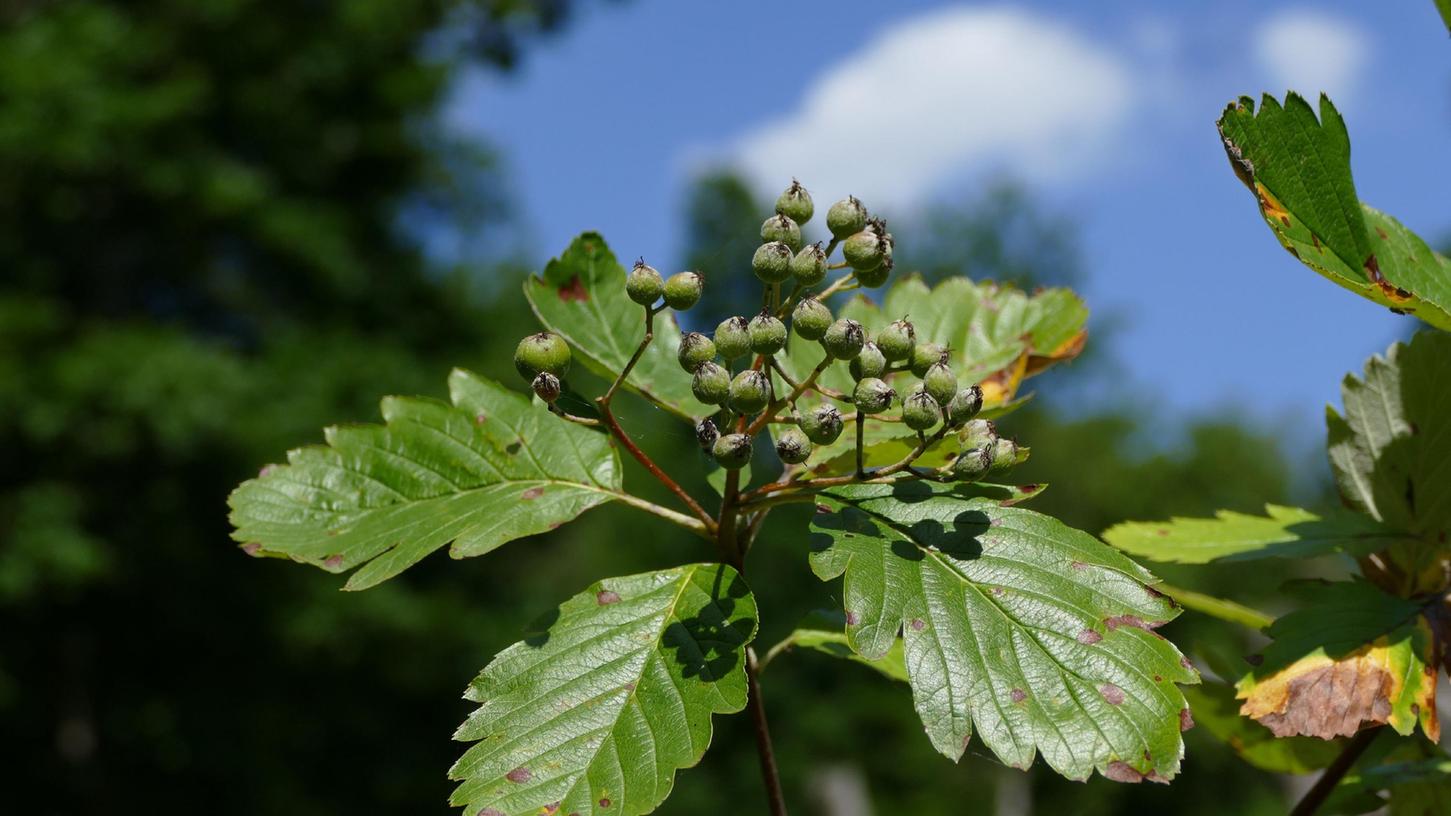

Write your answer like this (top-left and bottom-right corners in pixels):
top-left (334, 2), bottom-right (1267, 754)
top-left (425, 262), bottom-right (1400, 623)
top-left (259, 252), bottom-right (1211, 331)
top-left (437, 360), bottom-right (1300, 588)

top-left (514, 178), bottom-right (1022, 484)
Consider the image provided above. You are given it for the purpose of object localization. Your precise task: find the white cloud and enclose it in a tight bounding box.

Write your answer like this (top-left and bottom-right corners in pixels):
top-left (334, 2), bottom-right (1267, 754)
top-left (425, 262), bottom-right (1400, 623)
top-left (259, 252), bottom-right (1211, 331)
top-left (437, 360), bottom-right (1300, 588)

top-left (722, 7), bottom-right (1136, 211)
top-left (1254, 10), bottom-right (1369, 104)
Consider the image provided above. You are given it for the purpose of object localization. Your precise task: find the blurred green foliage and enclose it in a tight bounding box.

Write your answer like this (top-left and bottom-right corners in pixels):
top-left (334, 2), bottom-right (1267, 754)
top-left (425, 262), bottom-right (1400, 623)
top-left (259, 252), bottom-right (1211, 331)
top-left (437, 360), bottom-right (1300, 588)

top-left (1, 3), bottom-right (1338, 814)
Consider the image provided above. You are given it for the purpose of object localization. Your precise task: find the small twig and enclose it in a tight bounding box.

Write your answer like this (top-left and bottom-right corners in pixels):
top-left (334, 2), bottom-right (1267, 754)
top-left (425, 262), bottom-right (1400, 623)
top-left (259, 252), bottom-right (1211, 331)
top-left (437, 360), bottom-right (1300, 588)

top-left (746, 357), bottom-right (832, 436)
top-left (815, 272), bottom-right (857, 303)
top-left (743, 425), bottom-right (949, 504)
top-left (607, 490), bottom-right (713, 540)
top-left (601, 306), bottom-right (657, 406)
top-left (548, 404), bottom-right (603, 427)
top-left (745, 647), bottom-right (789, 816)
top-left (1290, 727), bottom-right (1382, 816)
top-left (855, 414), bottom-right (866, 477)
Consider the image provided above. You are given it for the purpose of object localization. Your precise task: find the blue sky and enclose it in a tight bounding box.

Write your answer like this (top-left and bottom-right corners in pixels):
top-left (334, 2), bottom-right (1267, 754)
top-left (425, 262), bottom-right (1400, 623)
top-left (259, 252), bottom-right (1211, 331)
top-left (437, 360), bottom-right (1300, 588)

top-left (443, 0), bottom-right (1450, 441)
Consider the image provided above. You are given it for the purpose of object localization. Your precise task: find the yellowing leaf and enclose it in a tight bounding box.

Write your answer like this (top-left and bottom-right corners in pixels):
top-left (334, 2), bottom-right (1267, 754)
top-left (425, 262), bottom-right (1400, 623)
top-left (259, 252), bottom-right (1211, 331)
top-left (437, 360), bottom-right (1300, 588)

top-left (1236, 581), bottom-right (1440, 742)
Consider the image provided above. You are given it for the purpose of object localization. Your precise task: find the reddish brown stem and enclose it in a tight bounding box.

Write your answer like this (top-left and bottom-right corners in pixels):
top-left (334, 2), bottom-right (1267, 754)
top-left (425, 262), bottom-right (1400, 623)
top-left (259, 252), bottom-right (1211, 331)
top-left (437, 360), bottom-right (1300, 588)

top-left (745, 647), bottom-right (788, 816)
top-left (1290, 727), bottom-right (1381, 816)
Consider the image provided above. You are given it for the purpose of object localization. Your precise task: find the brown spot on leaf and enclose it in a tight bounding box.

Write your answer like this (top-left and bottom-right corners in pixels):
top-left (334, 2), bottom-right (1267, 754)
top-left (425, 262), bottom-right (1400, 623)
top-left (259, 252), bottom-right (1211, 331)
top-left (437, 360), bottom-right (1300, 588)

top-left (1011, 688), bottom-right (1027, 703)
top-left (596, 590), bottom-right (621, 606)
top-left (1104, 615), bottom-right (1162, 632)
top-left (845, 611), bottom-right (860, 626)
top-left (1239, 650), bottom-right (1410, 739)
top-left (1375, 227), bottom-right (1388, 240)
top-left (1100, 683), bottom-right (1126, 705)
top-left (1154, 674), bottom-right (1163, 683)
top-left (557, 275), bottom-right (589, 302)
top-left (505, 766), bottom-right (531, 783)
top-left (258, 464), bottom-right (277, 478)
top-left (1104, 761), bottom-right (1143, 783)
top-left (521, 486), bottom-right (546, 500)
top-left (1181, 656), bottom-right (1195, 671)
top-left (241, 542), bottom-right (262, 556)
top-left (477, 809), bottom-right (505, 816)
top-left (814, 503), bottom-right (834, 514)
top-left (474, 412), bottom-right (487, 425)
top-left (911, 618), bottom-right (925, 631)
top-left (543, 804), bottom-right (559, 814)
top-left (323, 554), bottom-right (344, 569)
top-left (1077, 629), bottom-right (1103, 645)
top-left (990, 587), bottom-right (1004, 596)
top-left (1180, 708), bottom-right (1195, 732)
top-left (1070, 560), bottom-right (1088, 570)
top-left (1365, 255), bottom-right (1412, 303)
top-left (598, 799), bottom-right (611, 809)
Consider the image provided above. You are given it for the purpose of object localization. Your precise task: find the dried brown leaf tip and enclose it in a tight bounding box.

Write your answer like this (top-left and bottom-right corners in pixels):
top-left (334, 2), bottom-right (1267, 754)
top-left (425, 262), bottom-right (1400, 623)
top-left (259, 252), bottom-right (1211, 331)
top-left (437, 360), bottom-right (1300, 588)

top-left (1236, 625), bottom-right (1440, 741)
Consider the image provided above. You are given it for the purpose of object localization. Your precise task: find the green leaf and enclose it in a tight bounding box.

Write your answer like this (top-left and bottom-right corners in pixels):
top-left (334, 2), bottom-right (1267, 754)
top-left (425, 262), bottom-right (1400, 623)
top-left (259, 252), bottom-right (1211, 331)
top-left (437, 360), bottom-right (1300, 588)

top-left (1329, 755), bottom-right (1451, 815)
top-left (1438, 0), bottom-right (1451, 34)
top-left (1102, 504), bottom-right (1411, 565)
top-left (808, 481), bottom-right (1198, 782)
top-left (1180, 680), bottom-right (1340, 774)
top-left (449, 564), bottom-right (757, 816)
top-left (1329, 331), bottom-right (1451, 543)
top-left (767, 610), bottom-right (909, 682)
top-left (1237, 581), bottom-right (1440, 742)
top-left (228, 369), bottom-right (621, 590)
top-left (524, 232), bottom-right (707, 421)
top-left (1217, 93), bottom-right (1451, 329)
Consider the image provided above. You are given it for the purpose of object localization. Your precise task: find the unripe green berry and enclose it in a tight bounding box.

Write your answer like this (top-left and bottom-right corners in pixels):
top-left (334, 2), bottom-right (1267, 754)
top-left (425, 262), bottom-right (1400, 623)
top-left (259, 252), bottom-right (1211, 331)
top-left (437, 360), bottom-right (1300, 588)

top-left (910, 342), bottom-right (946, 377)
top-left (712, 433), bottom-right (753, 470)
top-left (961, 419), bottom-right (998, 451)
top-left (950, 446), bottom-right (992, 482)
top-left (696, 418), bottom-right (720, 450)
top-left (826, 195), bottom-right (867, 239)
top-left (849, 342), bottom-right (887, 381)
top-left (749, 312), bottom-right (787, 355)
top-left (854, 256), bottom-right (891, 288)
top-left (842, 229), bottom-right (885, 271)
top-left (752, 241), bottom-right (793, 284)
top-left (902, 391), bottom-right (941, 431)
top-left (922, 361), bottom-right (957, 406)
top-left (728, 369), bottom-right (772, 415)
top-left (663, 271), bottom-right (704, 310)
top-left (774, 427), bottom-right (813, 464)
top-left (514, 332), bottom-right (571, 381)
top-left (853, 377), bottom-right (896, 415)
top-left (775, 179), bottom-right (814, 224)
top-left (532, 372), bottom-right (562, 404)
top-left (876, 319), bottom-right (915, 362)
top-left (691, 361), bottom-right (731, 405)
top-left (625, 259), bottom-right (664, 306)
top-left (714, 316), bottom-right (751, 361)
top-left (761, 214), bottom-right (803, 252)
top-left (792, 297), bottom-right (832, 341)
top-left (677, 332), bottom-right (717, 371)
top-left (989, 437), bottom-right (1020, 471)
top-left (821, 318), bottom-right (865, 360)
top-left (790, 244), bottom-right (827, 286)
top-left (945, 385), bottom-right (984, 427)
top-left (799, 404), bottom-right (844, 444)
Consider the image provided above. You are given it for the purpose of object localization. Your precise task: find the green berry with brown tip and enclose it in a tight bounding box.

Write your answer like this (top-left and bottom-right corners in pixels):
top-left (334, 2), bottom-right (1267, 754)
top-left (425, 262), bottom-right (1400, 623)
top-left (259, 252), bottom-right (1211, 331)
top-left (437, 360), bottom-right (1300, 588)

top-left (625, 259), bottom-right (664, 305)
top-left (753, 241), bottom-right (793, 284)
top-left (514, 332), bottom-right (571, 381)
top-left (826, 195), bottom-right (867, 239)
top-left (902, 390), bottom-right (941, 431)
top-left (950, 445), bottom-right (992, 482)
top-left (712, 433), bottom-right (754, 470)
top-left (821, 318), bottom-right (865, 360)
top-left (923, 361), bottom-right (957, 406)
top-left (677, 332), bottom-right (716, 371)
top-left (853, 377), bottom-right (896, 414)
top-left (849, 342), bottom-right (887, 381)
top-left (691, 361), bottom-right (730, 405)
top-left (799, 403), bottom-right (844, 444)
top-left (714, 316), bottom-right (751, 360)
top-left (774, 427), bottom-right (813, 464)
top-left (775, 179), bottom-right (814, 224)
top-left (790, 244), bottom-right (827, 286)
top-left (989, 437), bottom-right (1021, 471)
top-left (946, 386), bottom-right (984, 427)
top-left (961, 419), bottom-right (997, 451)
top-left (792, 298), bottom-right (832, 341)
top-left (663, 271), bottom-right (704, 310)
top-left (910, 342), bottom-right (946, 377)
top-left (749, 312), bottom-right (787, 355)
top-left (854, 256), bottom-right (891, 288)
top-left (842, 229), bottom-right (885, 271)
top-left (876, 319), bottom-right (915, 361)
top-left (761, 214), bottom-right (802, 252)
top-left (728, 369), bottom-right (772, 415)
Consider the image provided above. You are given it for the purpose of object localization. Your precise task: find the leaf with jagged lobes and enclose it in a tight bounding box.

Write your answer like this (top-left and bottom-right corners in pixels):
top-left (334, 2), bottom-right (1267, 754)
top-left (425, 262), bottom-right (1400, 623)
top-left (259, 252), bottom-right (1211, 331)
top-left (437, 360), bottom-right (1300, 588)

top-left (1237, 581), bottom-right (1440, 742)
top-left (1217, 93), bottom-right (1451, 329)
top-left (449, 564), bottom-right (757, 816)
top-left (1103, 504), bottom-right (1414, 565)
top-left (808, 481), bottom-right (1199, 783)
top-left (1329, 332), bottom-right (1451, 544)
top-left (228, 369), bottom-right (621, 590)
top-left (524, 232), bottom-right (709, 421)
